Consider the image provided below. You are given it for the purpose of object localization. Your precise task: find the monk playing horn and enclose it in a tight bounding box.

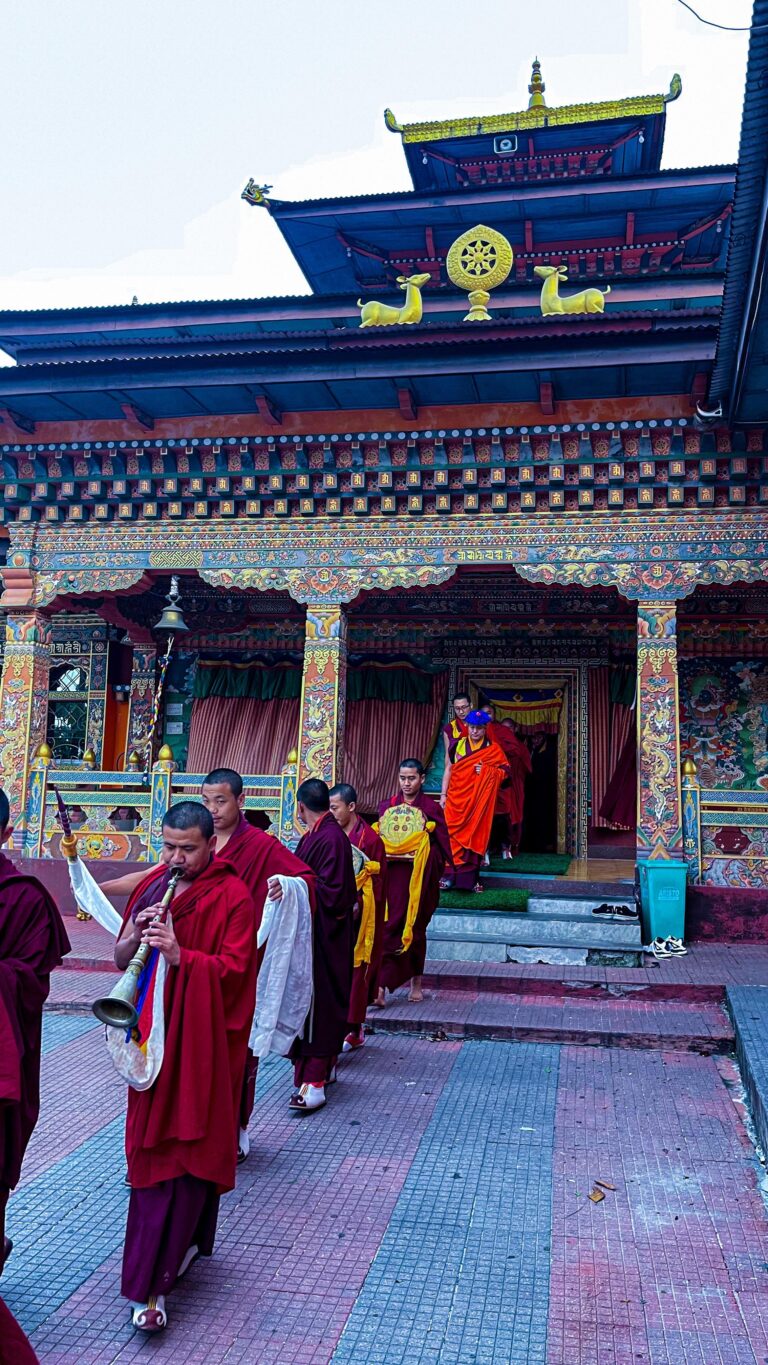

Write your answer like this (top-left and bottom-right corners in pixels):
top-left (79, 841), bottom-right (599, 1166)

top-left (117, 801), bottom-right (258, 1334)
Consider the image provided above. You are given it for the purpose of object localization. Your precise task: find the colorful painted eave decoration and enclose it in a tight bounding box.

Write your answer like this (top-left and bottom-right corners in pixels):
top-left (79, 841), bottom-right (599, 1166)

top-left (0, 421), bottom-right (765, 526)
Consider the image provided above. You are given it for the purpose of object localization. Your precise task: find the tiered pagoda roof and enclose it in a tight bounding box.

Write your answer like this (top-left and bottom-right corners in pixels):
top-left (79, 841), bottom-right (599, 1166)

top-left (0, 63), bottom-right (735, 432)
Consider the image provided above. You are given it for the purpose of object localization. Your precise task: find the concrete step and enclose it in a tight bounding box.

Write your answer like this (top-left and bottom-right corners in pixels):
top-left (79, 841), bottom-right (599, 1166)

top-left (422, 960), bottom-right (726, 1004)
top-left (428, 908), bottom-right (642, 952)
top-left (527, 895), bottom-right (637, 921)
top-left (366, 988), bottom-right (733, 1054)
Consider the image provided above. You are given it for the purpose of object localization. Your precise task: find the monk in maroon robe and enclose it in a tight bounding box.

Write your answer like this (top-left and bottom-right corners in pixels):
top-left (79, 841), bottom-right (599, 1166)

top-left (0, 789), bottom-right (69, 1278)
top-left (283, 779), bottom-right (356, 1114)
top-left (116, 802), bottom-right (257, 1332)
top-left (439, 692), bottom-right (471, 806)
top-left (200, 768), bottom-right (314, 1159)
top-left (104, 768), bottom-right (314, 1162)
top-left (487, 712), bottom-right (532, 856)
top-left (329, 783), bottom-right (387, 1052)
top-left (377, 758), bottom-right (450, 1004)
top-left (0, 1295), bottom-right (38, 1361)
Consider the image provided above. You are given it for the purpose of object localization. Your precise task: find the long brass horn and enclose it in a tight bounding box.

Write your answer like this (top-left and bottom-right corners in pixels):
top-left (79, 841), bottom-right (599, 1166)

top-left (93, 869), bottom-right (181, 1030)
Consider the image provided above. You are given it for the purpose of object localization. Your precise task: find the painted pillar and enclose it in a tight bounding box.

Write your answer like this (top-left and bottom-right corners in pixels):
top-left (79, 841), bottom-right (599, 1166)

top-left (297, 601), bottom-right (348, 788)
top-left (0, 611), bottom-right (52, 835)
top-left (636, 600), bottom-right (683, 858)
top-left (126, 643), bottom-right (157, 760)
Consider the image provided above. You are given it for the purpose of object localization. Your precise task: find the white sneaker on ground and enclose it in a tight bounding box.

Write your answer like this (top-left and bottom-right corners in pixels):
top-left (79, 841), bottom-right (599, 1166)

top-left (237, 1127), bottom-right (250, 1162)
top-left (665, 937), bottom-right (688, 955)
top-left (643, 939), bottom-right (672, 959)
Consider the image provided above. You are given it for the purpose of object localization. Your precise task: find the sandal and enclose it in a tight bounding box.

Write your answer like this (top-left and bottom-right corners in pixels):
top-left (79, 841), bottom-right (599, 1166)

top-left (132, 1295), bottom-right (167, 1333)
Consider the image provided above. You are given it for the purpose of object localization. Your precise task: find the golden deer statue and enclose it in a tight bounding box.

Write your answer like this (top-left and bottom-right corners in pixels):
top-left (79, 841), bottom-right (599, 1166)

top-left (358, 273), bottom-right (431, 328)
top-left (534, 265), bottom-right (610, 316)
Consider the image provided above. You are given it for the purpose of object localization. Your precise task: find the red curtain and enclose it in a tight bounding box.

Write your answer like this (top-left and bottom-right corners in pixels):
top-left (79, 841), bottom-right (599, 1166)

top-left (186, 696), bottom-right (299, 776)
top-left (344, 673), bottom-right (447, 813)
top-left (589, 667), bottom-right (636, 831)
top-left (589, 667), bottom-right (612, 829)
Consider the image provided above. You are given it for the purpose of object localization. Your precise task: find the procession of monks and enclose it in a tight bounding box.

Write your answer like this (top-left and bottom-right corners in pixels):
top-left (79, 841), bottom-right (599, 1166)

top-left (0, 696), bottom-right (531, 1346)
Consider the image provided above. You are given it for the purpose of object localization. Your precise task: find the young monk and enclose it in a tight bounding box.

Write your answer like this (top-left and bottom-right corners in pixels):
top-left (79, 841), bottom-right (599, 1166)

top-left (329, 783), bottom-right (387, 1053)
top-left (443, 711), bottom-right (510, 891)
top-left (377, 759), bottom-right (450, 1005)
top-left (282, 779), bottom-right (357, 1114)
top-left (0, 789), bottom-right (69, 1277)
top-left (439, 693), bottom-right (471, 807)
top-left (103, 768), bottom-right (314, 1161)
top-left (117, 802), bottom-right (257, 1333)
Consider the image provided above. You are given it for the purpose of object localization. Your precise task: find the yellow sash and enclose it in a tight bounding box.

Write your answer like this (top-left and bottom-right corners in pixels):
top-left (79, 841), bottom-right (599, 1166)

top-left (354, 860), bottom-right (380, 968)
top-left (373, 823), bottom-right (435, 954)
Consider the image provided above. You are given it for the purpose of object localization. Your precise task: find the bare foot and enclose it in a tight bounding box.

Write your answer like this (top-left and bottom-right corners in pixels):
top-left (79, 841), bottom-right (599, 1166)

top-left (370, 988), bottom-right (386, 1010)
top-left (408, 977), bottom-right (424, 1003)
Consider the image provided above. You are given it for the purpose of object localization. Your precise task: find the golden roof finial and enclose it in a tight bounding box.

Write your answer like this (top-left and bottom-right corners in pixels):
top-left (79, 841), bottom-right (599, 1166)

top-left (528, 56), bottom-right (546, 109)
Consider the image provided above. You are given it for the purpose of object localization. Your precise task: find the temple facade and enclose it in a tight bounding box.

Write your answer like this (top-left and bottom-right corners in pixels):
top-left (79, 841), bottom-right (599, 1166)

top-left (0, 61), bottom-right (766, 892)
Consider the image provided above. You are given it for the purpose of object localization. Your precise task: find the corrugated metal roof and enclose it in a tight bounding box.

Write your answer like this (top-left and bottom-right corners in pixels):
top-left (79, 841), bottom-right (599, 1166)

top-left (709, 0), bottom-right (768, 408)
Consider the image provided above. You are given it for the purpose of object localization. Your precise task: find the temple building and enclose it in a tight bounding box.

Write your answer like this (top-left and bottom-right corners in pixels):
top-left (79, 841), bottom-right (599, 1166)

top-left (0, 57), bottom-right (766, 903)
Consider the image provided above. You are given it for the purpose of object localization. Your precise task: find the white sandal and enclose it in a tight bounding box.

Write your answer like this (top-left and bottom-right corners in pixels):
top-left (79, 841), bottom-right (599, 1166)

top-left (131, 1295), bottom-right (167, 1332)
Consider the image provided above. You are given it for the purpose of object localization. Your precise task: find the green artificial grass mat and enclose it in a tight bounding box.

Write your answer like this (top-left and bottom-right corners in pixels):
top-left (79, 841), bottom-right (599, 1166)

top-left (438, 888), bottom-right (529, 912)
top-left (487, 853), bottom-right (572, 876)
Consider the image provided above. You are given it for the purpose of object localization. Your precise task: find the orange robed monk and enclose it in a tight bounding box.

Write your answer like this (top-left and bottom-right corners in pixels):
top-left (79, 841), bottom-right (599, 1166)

top-left (443, 711), bottom-right (510, 892)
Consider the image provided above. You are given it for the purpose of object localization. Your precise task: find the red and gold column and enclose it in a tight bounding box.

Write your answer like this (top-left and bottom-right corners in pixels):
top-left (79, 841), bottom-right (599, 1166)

top-left (297, 601), bottom-right (347, 788)
top-left (0, 611), bottom-right (52, 831)
top-left (636, 600), bottom-right (683, 857)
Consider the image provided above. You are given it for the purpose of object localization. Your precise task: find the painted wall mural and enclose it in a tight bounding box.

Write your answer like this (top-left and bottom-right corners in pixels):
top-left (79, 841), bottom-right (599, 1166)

top-left (680, 659), bottom-right (768, 791)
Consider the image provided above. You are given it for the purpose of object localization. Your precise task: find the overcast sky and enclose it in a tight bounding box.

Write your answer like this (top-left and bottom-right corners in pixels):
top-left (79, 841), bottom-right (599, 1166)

top-left (0, 0), bottom-right (752, 313)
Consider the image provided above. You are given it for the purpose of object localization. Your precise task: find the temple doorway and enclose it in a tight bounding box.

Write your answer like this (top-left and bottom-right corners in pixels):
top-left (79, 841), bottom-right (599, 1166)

top-left (458, 670), bottom-right (576, 856)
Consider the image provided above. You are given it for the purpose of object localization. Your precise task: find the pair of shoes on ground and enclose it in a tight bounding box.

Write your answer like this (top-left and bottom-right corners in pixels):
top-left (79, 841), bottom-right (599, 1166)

top-left (644, 936), bottom-right (687, 959)
top-left (592, 902), bottom-right (638, 918)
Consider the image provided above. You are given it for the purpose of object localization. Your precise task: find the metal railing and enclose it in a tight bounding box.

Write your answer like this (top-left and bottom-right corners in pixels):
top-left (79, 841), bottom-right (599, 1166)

top-left (23, 744), bottom-right (298, 861)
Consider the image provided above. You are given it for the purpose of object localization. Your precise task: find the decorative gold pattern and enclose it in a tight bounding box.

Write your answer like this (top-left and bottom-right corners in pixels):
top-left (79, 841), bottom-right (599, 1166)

top-left (446, 225), bottom-right (513, 322)
top-left (386, 75), bottom-right (681, 143)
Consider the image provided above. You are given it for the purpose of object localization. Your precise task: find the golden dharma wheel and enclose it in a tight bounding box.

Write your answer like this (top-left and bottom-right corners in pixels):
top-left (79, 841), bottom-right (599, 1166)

top-left (378, 802), bottom-right (427, 848)
top-left (446, 224), bottom-right (513, 321)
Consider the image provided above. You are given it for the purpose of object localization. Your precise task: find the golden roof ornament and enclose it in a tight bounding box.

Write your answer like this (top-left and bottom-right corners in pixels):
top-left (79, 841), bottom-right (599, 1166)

top-left (528, 57), bottom-right (546, 109)
top-left (534, 264), bottom-right (610, 316)
top-left (446, 225), bottom-right (513, 322)
top-left (358, 272), bottom-right (431, 328)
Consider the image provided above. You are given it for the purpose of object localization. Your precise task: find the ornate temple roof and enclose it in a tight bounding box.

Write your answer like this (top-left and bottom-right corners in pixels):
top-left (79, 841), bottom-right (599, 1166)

top-left (384, 62), bottom-right (682, 192)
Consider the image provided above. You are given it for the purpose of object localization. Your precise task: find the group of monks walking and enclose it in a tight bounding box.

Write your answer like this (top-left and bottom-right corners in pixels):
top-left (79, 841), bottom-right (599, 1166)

top-left (0, 696), bottom-right (531, 1348)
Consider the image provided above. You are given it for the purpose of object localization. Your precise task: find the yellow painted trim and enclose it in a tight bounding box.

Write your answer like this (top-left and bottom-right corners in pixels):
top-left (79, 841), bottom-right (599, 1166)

top-left (395, 94), bottom-right (670, 145)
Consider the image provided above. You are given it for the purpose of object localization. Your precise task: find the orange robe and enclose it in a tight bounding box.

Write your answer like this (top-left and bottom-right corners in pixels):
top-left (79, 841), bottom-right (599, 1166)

top-left (445, 738), bottom-right (509, 868)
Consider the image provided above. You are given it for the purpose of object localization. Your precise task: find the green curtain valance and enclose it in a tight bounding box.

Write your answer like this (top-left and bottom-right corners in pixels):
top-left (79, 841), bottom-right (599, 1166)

top-left (194, 662), bottom-right (302, 701)
top-left (194, 659), bottom-right (440, 704)
top-left (347, 665), bottom-right (436, 704)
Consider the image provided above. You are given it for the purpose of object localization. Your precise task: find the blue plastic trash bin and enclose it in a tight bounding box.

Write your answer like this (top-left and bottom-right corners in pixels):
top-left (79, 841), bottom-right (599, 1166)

top-left (637, 858), bottom-right (687, 944)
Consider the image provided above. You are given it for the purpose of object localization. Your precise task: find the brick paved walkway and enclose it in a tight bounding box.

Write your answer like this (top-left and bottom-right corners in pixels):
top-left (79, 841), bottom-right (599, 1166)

top-left (4, 995), bottom-right (768, 1363)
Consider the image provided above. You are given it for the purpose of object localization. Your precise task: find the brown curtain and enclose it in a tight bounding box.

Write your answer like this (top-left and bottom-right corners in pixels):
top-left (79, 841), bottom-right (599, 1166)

top-left (186, 695), bottom-right (299, 775)
top-left (344, 673), bottom-right (447, 813)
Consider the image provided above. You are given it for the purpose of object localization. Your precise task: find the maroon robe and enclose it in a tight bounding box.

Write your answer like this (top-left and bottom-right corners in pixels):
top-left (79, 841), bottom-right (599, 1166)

top-left (119, 859), bottom-right (257, 1302)
top-left (377, 792), bottom-right (450, 990)
top-left (0, 1296), bottom-right (38, 1361)
top-left (291, 812), bottom-right (357, 1069)
top-left (599, 732), bottom-right (636, 830)
top-left (0, 852), bottom-right (69, 1251)
top-left (346, 817), bottom-right (387, 1028)
top-left (217, 817), bottom-right (315, 1125)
